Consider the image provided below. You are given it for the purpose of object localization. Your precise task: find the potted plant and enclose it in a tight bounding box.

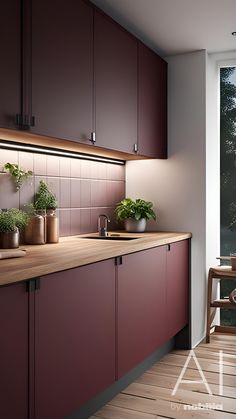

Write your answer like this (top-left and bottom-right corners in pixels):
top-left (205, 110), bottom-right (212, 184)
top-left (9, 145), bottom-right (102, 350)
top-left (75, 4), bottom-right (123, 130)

top-left (34, 181), bottom-right (59, 243)
top-left (115, 198), bottom-right (156, 232)
top-left (34, 180), bottom-right (58, 210)
top-left (0, 208), bottom-right (29, 248)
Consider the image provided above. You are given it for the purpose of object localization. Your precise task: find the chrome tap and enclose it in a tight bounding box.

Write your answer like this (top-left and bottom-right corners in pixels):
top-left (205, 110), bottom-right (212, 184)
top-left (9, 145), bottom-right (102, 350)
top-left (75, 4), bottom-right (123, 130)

top-left (98, 214), bottom-right (110, 237)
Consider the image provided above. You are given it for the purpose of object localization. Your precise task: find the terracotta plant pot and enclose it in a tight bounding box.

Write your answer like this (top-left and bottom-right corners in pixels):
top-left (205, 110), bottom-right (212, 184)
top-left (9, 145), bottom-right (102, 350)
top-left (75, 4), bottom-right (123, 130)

top-left (124, 218), bottom-right (147, 233)
top-left (0, 229), bottom-right (20, 249)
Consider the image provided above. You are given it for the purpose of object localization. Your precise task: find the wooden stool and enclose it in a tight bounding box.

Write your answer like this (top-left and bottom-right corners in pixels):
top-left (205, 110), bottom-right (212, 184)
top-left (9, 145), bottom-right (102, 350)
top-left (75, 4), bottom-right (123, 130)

top-left (206, 266), bottom-right (236, 343)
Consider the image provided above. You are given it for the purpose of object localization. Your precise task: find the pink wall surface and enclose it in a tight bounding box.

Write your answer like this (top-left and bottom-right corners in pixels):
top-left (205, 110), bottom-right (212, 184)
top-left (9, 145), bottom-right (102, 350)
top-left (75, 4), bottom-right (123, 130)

top-left (0, 148), bottom-right (125, 236)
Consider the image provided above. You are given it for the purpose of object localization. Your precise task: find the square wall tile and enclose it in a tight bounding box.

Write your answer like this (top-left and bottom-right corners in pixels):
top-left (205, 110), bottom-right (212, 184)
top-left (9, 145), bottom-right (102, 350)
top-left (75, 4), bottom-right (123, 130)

top-left (34, 154), bottom-right (47, 175)
top-left (107, 163), bottom-right (125, 180)
top-left (91, 181), bottom-right (107, 207)
top-left (90, 161), bottom-right (107, 180)
top-left (59, 157), bottom-right (70, 177)
top-left (70, 209), bottom-right (81, 235)
top-left (80, 160), bottom-right (91, 179)
top-left (60, 178), bottom-right (71, 208)
top-left (71, 179), bottom-right (81, 208)
top-left (47, 155), bottom-right (60, 177)
top-left (0, 149), bottom-right (18, 172)
top-left (59, 209), bottom-right (71, 237)
top-left (80, 209), bottom-right (91, 233)
top-left (0, 173), bottom-right (19, 209)
top-left (19, 178), bottom-right (35, 209)
top-left (90, 161), bottom-right (99, 179)
top-left (70, 158), bottom-right (81, 178)
top-left (114, 181), bottom-right (125, 204)
top-left (106, 181), bottom-right (117, 207)
top-left (19, 152), bottom-right (34, 172)
top-left (97, 162), bottom-right (107, 180)
top-left (80, 180), bottom-right (91, 208)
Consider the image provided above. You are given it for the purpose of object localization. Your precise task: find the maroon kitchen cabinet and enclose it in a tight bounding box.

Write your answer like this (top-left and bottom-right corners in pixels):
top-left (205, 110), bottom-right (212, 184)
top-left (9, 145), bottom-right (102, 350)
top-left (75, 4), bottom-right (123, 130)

top-left (166, 240), bottom-right (189, 339)
top-left (117, 247), bottom-right (167, 378)
top-left (0, 282), bottom-right (29, 419)
top-left (35, 260), bottom-right (116, 419)
top-left (0, 0), bottom-right (21, 129)
top-left (94, 10), bottom-right (137, 154)
top-left (31, 0), bottom-right (93, 143)
top-left (138, 42), bottom-right (167, 158)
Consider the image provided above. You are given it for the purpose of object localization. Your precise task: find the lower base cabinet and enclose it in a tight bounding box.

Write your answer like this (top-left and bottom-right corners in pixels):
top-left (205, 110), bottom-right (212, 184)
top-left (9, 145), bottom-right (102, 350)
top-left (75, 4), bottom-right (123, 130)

top-left (0, 239), bottom-right (189, 419)
top-left (117, 247), bottom-right (167, 378)
top-left (0, 283), bottom-right (29, 419)
top-left (117, 240), bottom-right (189, 378)
top-left (35, 260), bottom-right (116, 419)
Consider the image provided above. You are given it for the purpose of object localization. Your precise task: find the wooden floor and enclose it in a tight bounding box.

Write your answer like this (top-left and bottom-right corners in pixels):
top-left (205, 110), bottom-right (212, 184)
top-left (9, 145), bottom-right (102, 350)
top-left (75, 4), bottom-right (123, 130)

top-left (91, 333), bottom-right (236, 419)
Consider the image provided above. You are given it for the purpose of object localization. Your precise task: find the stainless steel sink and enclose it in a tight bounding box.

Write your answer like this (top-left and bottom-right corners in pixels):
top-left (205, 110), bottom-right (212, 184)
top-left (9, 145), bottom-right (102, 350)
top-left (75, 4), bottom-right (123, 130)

top-left (79, 235), bottom-right (138, 241)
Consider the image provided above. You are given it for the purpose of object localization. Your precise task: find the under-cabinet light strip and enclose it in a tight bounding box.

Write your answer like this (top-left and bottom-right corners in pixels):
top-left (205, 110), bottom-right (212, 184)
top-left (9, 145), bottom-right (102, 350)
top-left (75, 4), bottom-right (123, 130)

top-left (0, 140), bottom-right (125, 165)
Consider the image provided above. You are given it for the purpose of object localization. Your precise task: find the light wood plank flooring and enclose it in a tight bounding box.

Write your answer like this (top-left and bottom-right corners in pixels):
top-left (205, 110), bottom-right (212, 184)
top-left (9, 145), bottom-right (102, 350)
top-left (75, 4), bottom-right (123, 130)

top-left (92, 333), bottom-right (236, 418)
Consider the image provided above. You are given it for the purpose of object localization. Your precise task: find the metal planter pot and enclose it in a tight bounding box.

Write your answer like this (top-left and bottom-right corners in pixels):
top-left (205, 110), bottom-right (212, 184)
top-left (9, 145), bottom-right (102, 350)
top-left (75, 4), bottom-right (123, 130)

top-left (0, 229), bottom-right (20, 249)
top-left (124, 218), bottom-right (147, 233)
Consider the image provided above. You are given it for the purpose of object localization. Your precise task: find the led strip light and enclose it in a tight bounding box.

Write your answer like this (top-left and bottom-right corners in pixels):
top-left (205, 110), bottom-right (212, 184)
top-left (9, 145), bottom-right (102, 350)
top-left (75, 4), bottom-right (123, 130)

top-left (0, 140), bottom-right (125, 165)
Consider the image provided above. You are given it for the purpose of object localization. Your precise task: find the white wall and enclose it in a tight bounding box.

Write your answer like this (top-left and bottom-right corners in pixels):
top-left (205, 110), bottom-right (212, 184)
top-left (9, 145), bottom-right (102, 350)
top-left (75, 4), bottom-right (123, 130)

top-left (126, 50), bottom-right (207, 347)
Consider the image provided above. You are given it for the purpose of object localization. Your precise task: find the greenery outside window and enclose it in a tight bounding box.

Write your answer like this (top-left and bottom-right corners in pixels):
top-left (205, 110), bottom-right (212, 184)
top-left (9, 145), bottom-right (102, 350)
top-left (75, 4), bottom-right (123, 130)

top-left (220, 66), bottom-right (236, 326)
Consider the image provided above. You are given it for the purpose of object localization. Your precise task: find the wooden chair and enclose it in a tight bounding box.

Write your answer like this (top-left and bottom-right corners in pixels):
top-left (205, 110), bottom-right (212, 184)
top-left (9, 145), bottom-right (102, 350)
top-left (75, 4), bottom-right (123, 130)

top-left (206, 265), bottom-right (236, 343)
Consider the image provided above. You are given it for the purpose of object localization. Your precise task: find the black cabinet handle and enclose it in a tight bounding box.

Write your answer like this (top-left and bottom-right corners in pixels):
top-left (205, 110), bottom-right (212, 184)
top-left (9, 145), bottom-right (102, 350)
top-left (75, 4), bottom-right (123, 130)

top-left (15, 114), bottom-right (35, 130)
top-left (90, 131), bottom-right (96, 144)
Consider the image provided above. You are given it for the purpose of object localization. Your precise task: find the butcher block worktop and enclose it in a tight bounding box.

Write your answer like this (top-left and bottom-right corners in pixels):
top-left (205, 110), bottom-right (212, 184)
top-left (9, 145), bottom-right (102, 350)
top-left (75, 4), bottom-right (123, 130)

top-left (0, 231), bottom-right (191, 286)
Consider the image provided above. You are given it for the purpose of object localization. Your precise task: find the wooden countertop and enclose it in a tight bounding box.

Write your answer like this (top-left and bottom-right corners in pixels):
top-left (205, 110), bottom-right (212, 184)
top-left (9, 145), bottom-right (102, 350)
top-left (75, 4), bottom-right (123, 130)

top-left (0, 231), bottom-right (191, 286)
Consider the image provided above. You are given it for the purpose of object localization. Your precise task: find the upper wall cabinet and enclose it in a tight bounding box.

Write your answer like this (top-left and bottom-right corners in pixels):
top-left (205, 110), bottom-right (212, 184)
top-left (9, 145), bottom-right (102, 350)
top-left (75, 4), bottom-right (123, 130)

top-left (30, 0), bottom-right (93, 143)
top-left (0, 0), bottom-right (167, 159)
top-left (0, 0), bottom-right (21, 129)
top-left (138, 42), bottom-right (167, 158)
top-left (94, 10), bottom-right (137, 154)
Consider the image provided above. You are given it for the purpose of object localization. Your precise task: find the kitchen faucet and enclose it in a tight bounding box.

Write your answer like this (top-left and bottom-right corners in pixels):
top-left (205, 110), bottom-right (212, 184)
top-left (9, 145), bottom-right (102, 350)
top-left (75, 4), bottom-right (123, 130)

top-left (98, 214), bottom-right (110, 237)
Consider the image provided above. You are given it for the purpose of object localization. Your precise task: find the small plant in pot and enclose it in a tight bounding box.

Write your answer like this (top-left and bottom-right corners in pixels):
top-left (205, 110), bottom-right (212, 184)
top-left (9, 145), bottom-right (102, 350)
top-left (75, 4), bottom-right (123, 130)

top-left (34, 180), bottom-right (58, 211)
top-left (0, 209), bottom-right (29, 249)
top-left (115, 198), bottom-right (156, 233)
top-left (33, 181), bottom-right (59, 243)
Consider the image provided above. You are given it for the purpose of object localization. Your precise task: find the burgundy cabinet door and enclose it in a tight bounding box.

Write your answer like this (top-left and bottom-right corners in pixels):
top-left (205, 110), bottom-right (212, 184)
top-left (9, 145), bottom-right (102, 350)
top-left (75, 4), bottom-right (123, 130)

top-left (31, 0), bottom-right (93, 143)
top-left (138, 42), bottom-right (167, 158)
top-left (94, 10), bottom-right (137, 154)
top-left (166, 240), bottom-right (189, 338)
top-left (0, 0), bottom-right (21, 129)
top-left (117, 247), bottom-right (166, 378)
top-left (0, 283), bottom-right (29, 419)
top-left (35, 260), bottom-right (115, 419)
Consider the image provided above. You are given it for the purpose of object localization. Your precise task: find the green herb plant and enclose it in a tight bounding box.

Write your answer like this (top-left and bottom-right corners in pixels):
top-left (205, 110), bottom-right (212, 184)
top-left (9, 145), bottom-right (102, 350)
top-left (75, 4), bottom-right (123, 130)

top-left (0, 209), bottom-right (29, 233)
top-left (34, 180), bottom-right (58, 210)
top-left (4, 162), bottom-right (33, 191)
top-left (115, 198), bottom-right (156, 222)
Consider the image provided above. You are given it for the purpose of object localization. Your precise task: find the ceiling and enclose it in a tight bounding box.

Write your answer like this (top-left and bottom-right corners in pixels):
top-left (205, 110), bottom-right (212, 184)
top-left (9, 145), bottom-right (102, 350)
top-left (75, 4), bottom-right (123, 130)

top-left (91, 0), bottom-right (236, 57)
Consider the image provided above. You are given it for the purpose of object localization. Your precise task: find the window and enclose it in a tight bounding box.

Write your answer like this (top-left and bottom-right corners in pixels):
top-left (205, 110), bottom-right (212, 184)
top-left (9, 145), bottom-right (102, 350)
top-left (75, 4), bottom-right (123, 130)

top-left (220, 66), bottom-right (236, 326)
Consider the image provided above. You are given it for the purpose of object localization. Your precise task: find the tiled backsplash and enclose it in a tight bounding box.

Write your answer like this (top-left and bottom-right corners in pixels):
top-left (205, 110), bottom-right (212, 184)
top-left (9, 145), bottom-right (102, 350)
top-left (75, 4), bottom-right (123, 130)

top-left (0, 148), bottom-right (125, 236)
